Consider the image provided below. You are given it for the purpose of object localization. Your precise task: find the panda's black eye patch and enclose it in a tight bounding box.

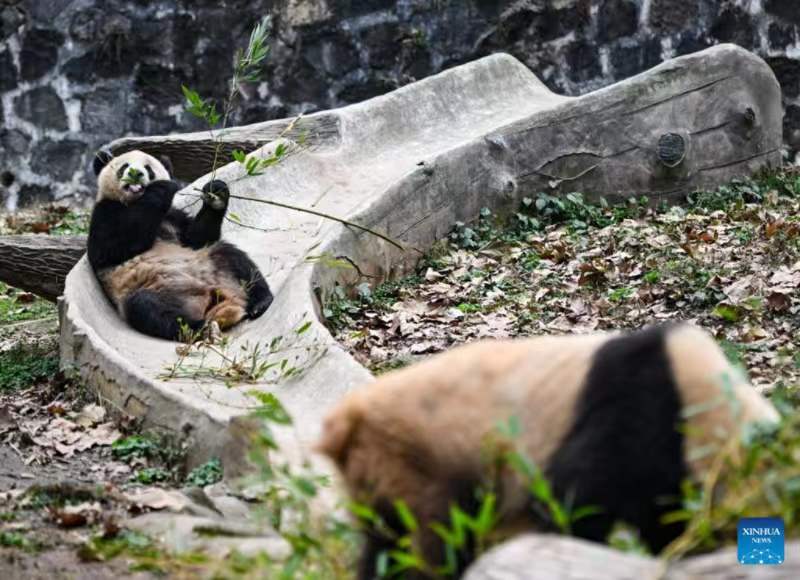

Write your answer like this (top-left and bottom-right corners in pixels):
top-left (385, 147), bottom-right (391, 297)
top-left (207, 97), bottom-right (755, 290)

top-left (116, 163), bottom-right (129, 179)
top-left (146, 165), bottom-right (155, 181)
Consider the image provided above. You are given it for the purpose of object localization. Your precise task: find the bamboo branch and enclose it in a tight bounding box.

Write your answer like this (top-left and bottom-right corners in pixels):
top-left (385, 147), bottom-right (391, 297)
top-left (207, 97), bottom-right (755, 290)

top-left (185, 192), bottom-right (406, 251)
top-left (232, 193), bottom-right (406, 250)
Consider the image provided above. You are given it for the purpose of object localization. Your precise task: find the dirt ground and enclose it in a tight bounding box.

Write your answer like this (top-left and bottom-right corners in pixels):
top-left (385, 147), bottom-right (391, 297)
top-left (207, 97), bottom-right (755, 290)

top-left (0, 548), bottom-right (154, 580)
top-left (0, 292), bottom-right (179, 578)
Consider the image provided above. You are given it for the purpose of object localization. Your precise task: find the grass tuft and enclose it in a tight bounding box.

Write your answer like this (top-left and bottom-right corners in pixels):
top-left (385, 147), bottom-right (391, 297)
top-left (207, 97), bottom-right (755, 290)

top-left (0, 343), bottom-right (59, 391)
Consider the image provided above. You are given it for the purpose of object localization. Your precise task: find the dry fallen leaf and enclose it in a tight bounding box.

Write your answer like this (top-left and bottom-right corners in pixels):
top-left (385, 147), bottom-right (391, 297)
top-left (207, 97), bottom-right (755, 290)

top-left (424, 268), bottom-right (442, 282)
top-left (723, 276), bottom-right (755, 305)
top-left (0, 406), bottom-right (14, 435)
top-left (332, 183), bottom-right (800, 390)
top-left (125, 488), bottom-right (188, 512)
top-left (74, 403), bottom-right (106, 428)
top-left (50, 502), bottom-right (103, 528)
top-left (16, 292), bottom-right (36, 304)
top-left (28, 417), bottom-right (121, 458)
top-left (766, 291), bottom-right (792, 312)
top-left (769, 268), bottom-right (800, 287)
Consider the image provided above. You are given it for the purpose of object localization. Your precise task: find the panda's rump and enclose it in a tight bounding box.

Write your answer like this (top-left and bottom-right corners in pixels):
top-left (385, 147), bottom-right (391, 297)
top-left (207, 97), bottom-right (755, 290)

top-left (101, 241), bottom-right (246, 321)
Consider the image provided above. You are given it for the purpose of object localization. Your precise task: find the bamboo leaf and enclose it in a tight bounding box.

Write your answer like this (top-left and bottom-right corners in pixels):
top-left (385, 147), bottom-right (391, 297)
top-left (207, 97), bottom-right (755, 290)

top-left (182, 85), bottom-right (202, 109)
top-left (248, 391), bottom-right (292, 425)
top-left (393, 500), bottom-right (418, 533)
top-left (348, 502), bottom-right (378, 523)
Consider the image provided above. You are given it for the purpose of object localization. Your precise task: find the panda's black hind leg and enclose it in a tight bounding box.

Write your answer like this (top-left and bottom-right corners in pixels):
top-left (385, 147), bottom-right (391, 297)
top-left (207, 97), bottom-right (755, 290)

top-left (124, 289), bottom-right (204, 340)
top-left (209, 242), bottom-right (273, 319)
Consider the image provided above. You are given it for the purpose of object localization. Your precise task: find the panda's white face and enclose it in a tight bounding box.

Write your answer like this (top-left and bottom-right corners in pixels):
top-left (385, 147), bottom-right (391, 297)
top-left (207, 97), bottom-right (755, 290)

top-left (97, 150), bottom-right (171, 204)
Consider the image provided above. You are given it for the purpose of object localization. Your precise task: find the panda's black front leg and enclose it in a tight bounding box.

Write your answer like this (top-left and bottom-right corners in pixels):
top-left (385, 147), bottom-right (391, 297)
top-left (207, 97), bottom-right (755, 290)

top-left (181, 179), bottom-right (230, 249)
top-left (88, 180), bottom-right (181, 271)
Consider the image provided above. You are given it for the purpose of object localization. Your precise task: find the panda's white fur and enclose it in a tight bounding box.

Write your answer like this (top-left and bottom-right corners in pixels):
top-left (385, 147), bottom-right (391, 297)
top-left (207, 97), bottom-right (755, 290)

top-left (664, 324), bottom-right (778, 471)
top-left (318, 323), bottom-right (778, 578)
top-left (96, 150), bottom-right (171, 204)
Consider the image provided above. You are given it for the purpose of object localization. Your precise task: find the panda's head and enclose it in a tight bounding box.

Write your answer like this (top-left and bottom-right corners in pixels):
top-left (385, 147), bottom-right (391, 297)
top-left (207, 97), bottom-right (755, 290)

top-left (93, 149), bottom-right (172, 204)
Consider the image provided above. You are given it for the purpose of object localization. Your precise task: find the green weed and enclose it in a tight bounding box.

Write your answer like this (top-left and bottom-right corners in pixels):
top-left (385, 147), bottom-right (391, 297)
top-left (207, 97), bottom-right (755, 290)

top-left (113, 433), bottom-right (186, 484)
top-left (449, 207), bottom-right (496, 249)
top-left (607, 523), bottom-right (650, 555)
top-left (0, 343), bottom-right (59, 391)
top-left (112, 435), bottom-right (161, 462)
top-left (322, 274), bottom-right (420, 332)
top-left (80, 530), bottom-right (160, 562)
top-left (237, 392), bottom-right (359, 578)
top-left (134, 467), bottom-right (171, 485)
top-left (664, 387), bottom-right (800, 559)
top-left (0, 531), bottom-right (35, 551)
top-left (643, 270), bottom-right (661, 284)
top-left (608, 287), bottom-right (633, 303)
top-left (185, 458), bottom-right (223, 487)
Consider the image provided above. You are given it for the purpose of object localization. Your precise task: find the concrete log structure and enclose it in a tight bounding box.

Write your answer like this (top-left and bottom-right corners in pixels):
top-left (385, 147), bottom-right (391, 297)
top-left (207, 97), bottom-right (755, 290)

top-left (1, 0), bottom-right (799, 209)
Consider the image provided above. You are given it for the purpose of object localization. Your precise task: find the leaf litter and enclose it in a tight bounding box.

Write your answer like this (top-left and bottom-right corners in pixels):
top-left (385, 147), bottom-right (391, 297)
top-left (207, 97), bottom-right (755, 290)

top-left (0, 330), bottom-right (194, 573)
top-left (333, 170), bottom-right (800, 393)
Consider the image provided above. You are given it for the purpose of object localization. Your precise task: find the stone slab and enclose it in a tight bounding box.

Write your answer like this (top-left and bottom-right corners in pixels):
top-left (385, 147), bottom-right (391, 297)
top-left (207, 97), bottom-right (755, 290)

top-left (463, 534), bottom-right (800, 579)
top-left (60, 46), bottom-right (781, 477)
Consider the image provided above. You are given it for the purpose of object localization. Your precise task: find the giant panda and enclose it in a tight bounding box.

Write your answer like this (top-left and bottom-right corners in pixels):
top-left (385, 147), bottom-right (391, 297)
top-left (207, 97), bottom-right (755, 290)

top-left (317, 324), bottom-right (779, 579)
top-left (87, 149), bottom-right (273, 340)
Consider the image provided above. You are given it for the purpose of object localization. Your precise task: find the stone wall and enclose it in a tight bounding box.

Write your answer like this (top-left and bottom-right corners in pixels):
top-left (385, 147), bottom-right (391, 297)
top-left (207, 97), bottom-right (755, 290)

top-left (1, 0), bottom-right (798, 209)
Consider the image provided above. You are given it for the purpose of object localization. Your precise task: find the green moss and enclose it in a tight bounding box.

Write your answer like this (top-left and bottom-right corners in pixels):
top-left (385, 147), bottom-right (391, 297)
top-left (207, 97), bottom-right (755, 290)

top-left (0, 344), bottom-right (59, 391)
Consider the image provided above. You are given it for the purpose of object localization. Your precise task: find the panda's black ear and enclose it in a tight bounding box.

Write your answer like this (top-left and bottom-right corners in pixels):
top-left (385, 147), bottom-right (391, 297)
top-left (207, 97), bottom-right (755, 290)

top-left (93, 149), bottom-right (114, 176)
top-left (159, 155), bottom-right (173, 177)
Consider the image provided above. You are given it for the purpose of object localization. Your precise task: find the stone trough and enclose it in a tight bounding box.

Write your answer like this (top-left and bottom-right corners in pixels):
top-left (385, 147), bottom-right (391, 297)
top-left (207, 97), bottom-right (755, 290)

top-left (61, 44), bottom-right (780, 469)
top-left (58, 44), bottom-right (786, 577)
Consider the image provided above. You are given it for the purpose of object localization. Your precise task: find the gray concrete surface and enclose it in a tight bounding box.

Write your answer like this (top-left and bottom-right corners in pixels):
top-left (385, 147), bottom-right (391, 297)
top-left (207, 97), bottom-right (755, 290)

top-left (60, 46), bottom-right (781, 479)
top-left (464, 534), bottom-right (800, 579)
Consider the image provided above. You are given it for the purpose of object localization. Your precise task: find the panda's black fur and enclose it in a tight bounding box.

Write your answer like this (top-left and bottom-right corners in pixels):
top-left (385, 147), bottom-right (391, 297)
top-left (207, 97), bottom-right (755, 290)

top-left (318, 324), bottom-right (779, 579)
top-left (87, 149), bottom-right (273, 340)
top-left (544, 325), bottom-right (688, 552)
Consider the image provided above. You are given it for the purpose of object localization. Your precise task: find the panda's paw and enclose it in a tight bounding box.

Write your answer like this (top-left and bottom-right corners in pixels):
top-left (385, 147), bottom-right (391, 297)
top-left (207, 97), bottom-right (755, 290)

top-left (145, 180), bottom-right (181, 198)
top-left (247, 299), bottom-right (270, 320)
top-left (202, 179), bottom-right (230, 212)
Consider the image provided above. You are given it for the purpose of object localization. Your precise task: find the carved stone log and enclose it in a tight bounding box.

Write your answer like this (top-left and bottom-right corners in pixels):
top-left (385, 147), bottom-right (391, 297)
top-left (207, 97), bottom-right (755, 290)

top-left (464, 534), bottom-right (799, 579)
top-left (106, 113), bottom-right (341, 183)
top-left (45, 45), bottom-right (790, 579)
top-left (61, 45), bottom-right (781, 473)
top-left (0, 235), bottom-right (86, 301)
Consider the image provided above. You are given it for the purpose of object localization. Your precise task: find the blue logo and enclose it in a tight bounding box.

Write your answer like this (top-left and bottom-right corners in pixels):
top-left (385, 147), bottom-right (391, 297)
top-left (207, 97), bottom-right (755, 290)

top-left (738, 517), bottom-right (784, 565)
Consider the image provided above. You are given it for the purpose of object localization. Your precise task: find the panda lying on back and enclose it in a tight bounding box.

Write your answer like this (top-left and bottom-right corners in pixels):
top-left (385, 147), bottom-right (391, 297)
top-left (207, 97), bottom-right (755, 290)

top-left (87, 149), bottom-right (273, 340)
